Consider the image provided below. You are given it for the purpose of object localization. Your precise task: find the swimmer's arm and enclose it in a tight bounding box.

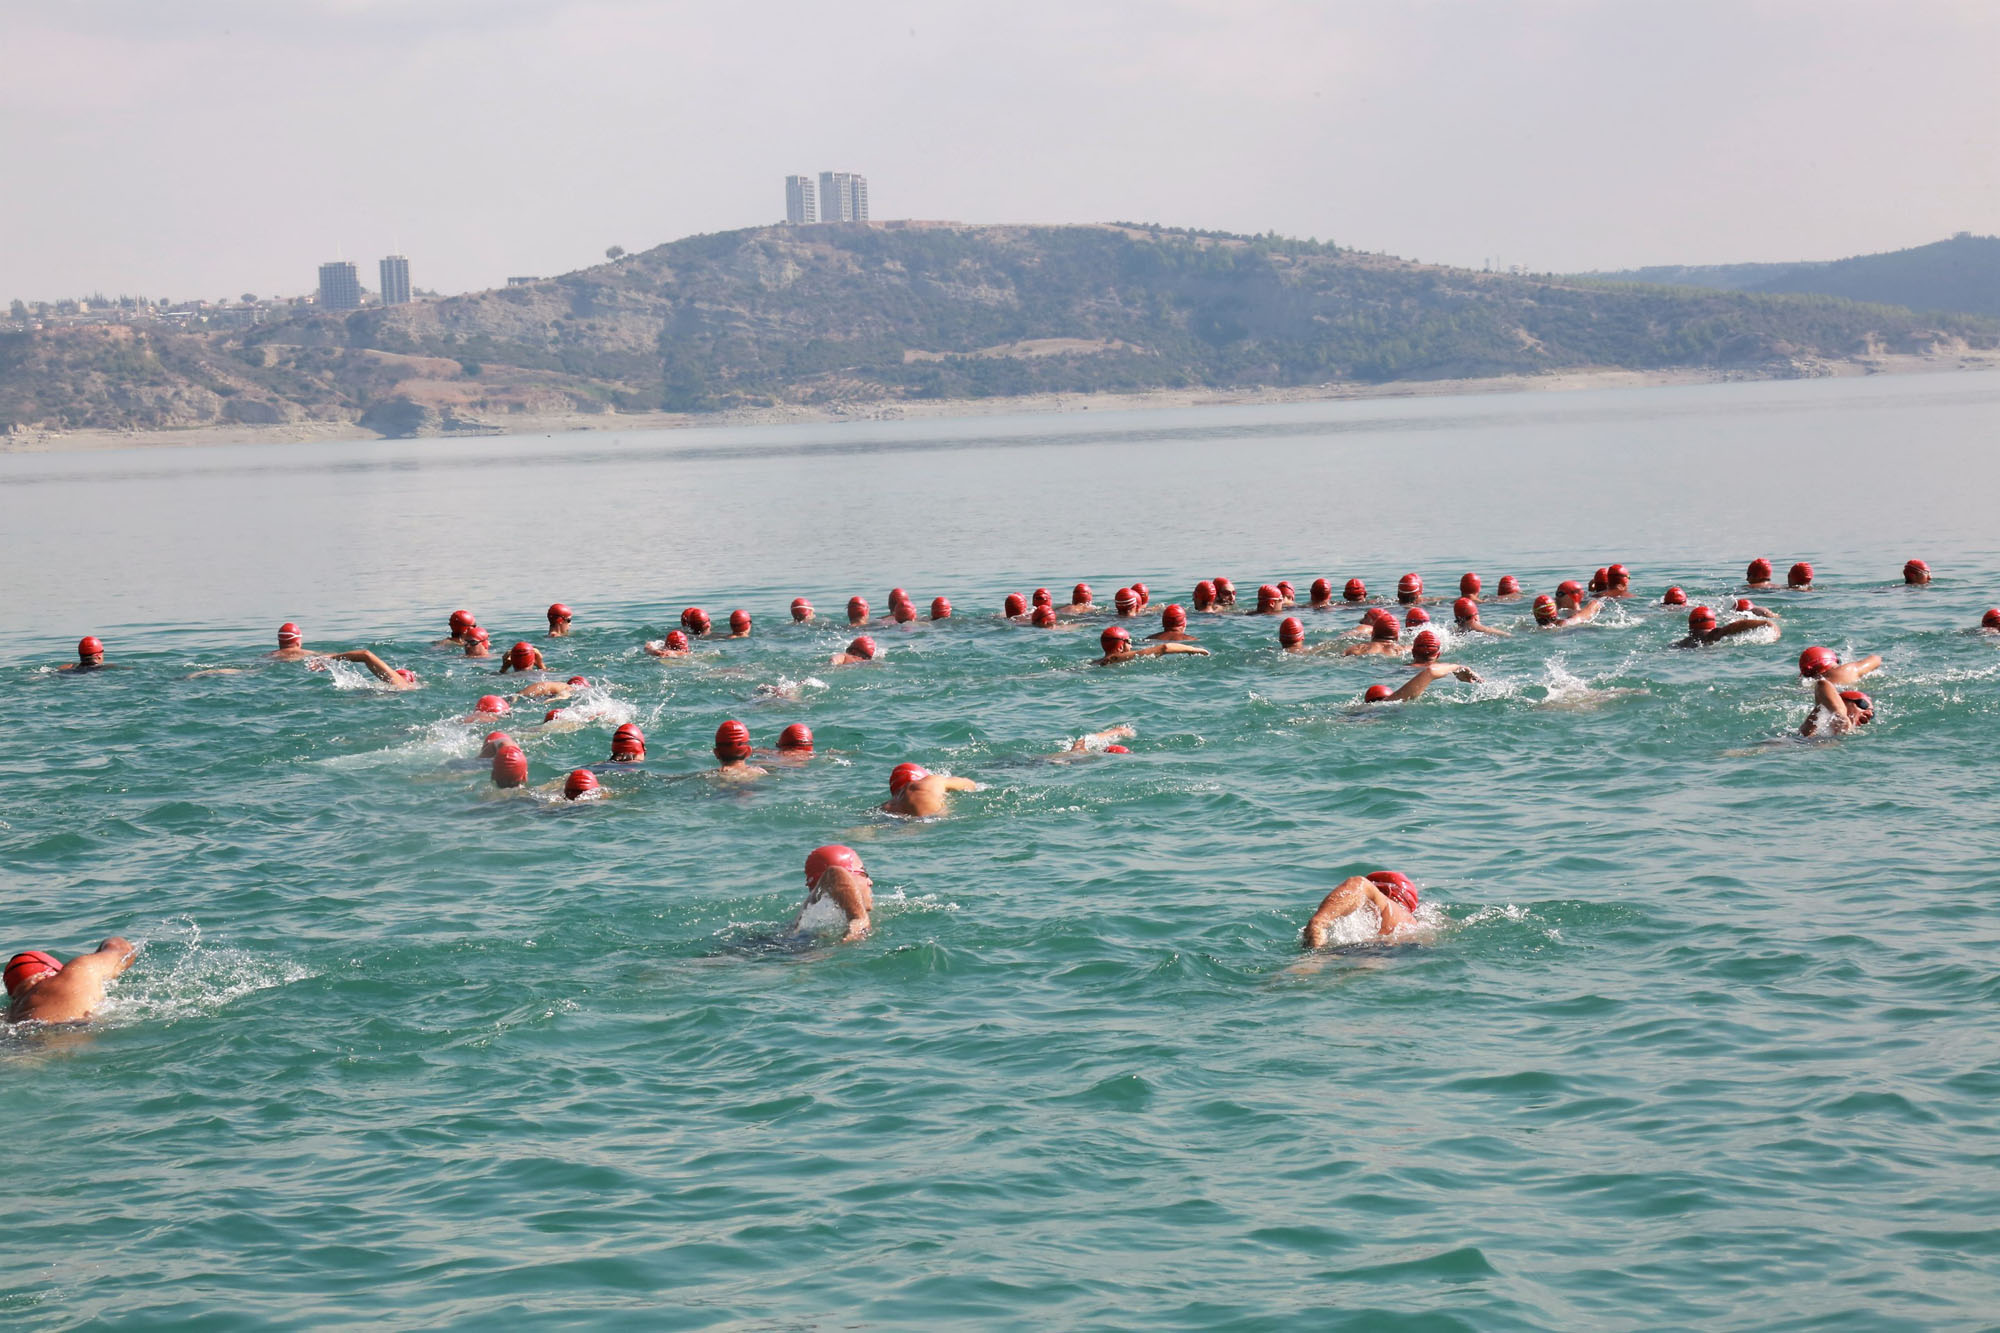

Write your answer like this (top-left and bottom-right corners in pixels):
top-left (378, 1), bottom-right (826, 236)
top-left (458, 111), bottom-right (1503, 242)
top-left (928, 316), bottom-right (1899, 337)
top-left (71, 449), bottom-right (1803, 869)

top-left (324, 649), bottom-right (397, 682)
top-left (1469, 622), bottom-right (1509, 637)
top-left (1385, 671), bottom-right (1438, 703)
top-left (941, 776), bottom-right (979, 792)
top-left (1301, 877), bottom-right (1373, 949)
top-left (1846, 654), bottom-right (1883, 680)
top-left (814, 880), bottom-right (871, 940)
top-left (1568, 600), bottom-right (1604, 623)
top-left (1712, 619), bottom-right (1774, 639)
top-left (1450, 666), bottom-right (1482, 683)
top-left (37, 937), bottom-right (138, 1005)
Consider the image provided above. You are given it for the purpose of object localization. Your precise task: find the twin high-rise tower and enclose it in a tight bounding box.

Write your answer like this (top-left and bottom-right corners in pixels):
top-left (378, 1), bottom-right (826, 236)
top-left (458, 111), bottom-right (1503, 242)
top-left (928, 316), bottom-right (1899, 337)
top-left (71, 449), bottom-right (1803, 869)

top-left (785, 172), bottom-right (869, 224)
top-left (316, 255), bottom-right (413, 310)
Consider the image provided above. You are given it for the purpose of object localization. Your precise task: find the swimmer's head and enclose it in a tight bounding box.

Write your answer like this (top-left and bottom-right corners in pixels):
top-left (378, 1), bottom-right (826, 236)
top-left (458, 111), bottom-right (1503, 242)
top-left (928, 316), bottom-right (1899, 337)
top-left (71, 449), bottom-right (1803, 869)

top-left (846, 636), bottom-right (877, 660)
top-left (1688, 606), bottom-right (1717, 634)
top-left (1734, 598), bottom-right (1754, 612)
top-left (1003, 593), bottom-right (1028, 617)
top-left (475, 695), bottom-right (510, 716)
top-left (1532, 595), bottom-right (1558, 625)
top-left (490, 744), bottom-right (528, 788)
top-left (1214, 577), bottom-right (1236, 599)
top-left (930, 597), bottom-right (952, 620)
top-left (1101, 625), bottom-right (1131, 655)
top-left (277, 622), bottom-right (302, 648)
top-left (611, 723), bottom-right (645, 759)
top-left (1798, 645), bottom-right (1838, 678)
top-left (1747, 557), bottom-right (1773, 583)
top-left (889, 761), bottom-right (930, 794)
top-left (1032, 587), bottom-right (1052, 607)
top-left (713, 719), bottom-right (753, 761)
top-left (547, 602), bottom-right (572, 627)
top-left (1459, 572), bottom-right (1481, 597)
top-left (791, 597), bottom-right (814, 622)
top-left (1072, 583), bottom-right (1092, 606)
top-left (77, 635), bottom-right (104, 662)
top-left (1364, 684), bottom-right (1392, 703)
top-left (1404, 607), bottom-right (1430, 628)
top-left (1344, 578), bottom-right (1367, 602)
top-left (1132, 582), bottom-right (1149, 603)
top-left (1370, 616), bottom-right (1400, 642)
top-left (1278, 616), bottom-right (1304, 647)
top-left (1102, 744), bottom-right (1131, 753)
top-left (891, 601), bottom-right (916, 624)
top-left (1363, 606), bottom-right (1395, 629)
top-left (543, 708), bottom-right (562, 722)
top-left (1277, 580), bottom-right (1295, 600)
top-left (777, 723), bottom-right (813, 752)
top-left (1031, 605), bottom-right (1058, 628)
top-left (1411, 629), bottom-right (1443, 663)
top-left (1367, 870), bottom-right (1419, 911)
top-left (394, 667), bottom-right (418, 685)
top-left (507, 641), bottom-right (537, 670)
top-left (449, 609), bottom-right (476, 634)
top-left (1904, 559), bottom-right (1931, 585)
top-left (843, 596), bottom-right (869, 625)
top-left (479, 730), bottom-right (514, 758)
top-left (1839, 689), bottom-right (1874, 725)
top-left (1788, 561), bottom-right (1813, 588)
top-left (1310, 577), bottom-right (1333, 606)
top-left (889, 587), bottom-right (908, 606)
top-left (729, 609), bottom-right (752, 634)
top-left (1608, 563), bottom-right (1629, 584)
top-left (1193, 580), bottom-right (1217, 608)
top-left (664, 629), bottom-right (690, 652)
top-left (1663, 586), bottom-right (1687, 606)
top-left (1397, 573), bottom-right (1422, 604)
top-left (1256, 584), bottom-right (1281, 613)
top-left (562, 769), bottom-right (599, 800)
top-left (1590, 568), bottom-right (1608, 593)
top-left (1984, 608), bottom-right (2000, 630)
top-left (1556, 579), bottom-right (1584, 602)
top-left (1497, 575), bottom-right (1520, 597)
top-left (1162, 604), bottom-right (1188, 630)
top-left (1453, 596), bottom-right (1478, 625)
top-left (465, 625), bottom-right (490, 646)
top-left (681, 608), bottom-right (711, 635)
top-left (805, 844), bottom-right (866, 886)
top-left (1115, 587), bottom-right (1139, 614)
top-left (4, 950), bottom-right (63, 997)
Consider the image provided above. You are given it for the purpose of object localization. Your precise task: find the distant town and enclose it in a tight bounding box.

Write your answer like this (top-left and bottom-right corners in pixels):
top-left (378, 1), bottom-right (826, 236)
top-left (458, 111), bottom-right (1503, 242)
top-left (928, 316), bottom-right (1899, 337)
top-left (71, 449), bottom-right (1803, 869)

top-left (8, 172), bottom-right (872, 333)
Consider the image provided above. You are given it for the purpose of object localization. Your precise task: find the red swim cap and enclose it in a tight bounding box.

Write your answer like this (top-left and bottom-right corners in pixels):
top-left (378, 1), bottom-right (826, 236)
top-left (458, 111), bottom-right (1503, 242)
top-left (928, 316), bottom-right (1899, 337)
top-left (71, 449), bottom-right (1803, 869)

top-left (889, 587), bottom-right (907, 605)
top-left (543, 708), bottom-right (562, 722)
top-left (1115, 587), bottom-right (1139, 613)
top-left (565, 676), bottom-right (587, 688)
top-left (394, 667), bottom-right (418, 684)
top-left (1398, 572), bottom-right (1422, 595)
top-left (1497, 575), bottom-right (1520, 596)
top-left (1367, 870), bottom-right (1419, 911)
top-left (1277, 580), bottom-right (1295, 598)
top-left (1132, 582), bottom-right (1149, 602)
top-left (1278, 616), bottom-right (1304, 647)
top-left (1453, 597), bottom-right (1478, 624)
top-left (1747, 557), bottom-right (1773, 582)
top-left (1032, 587), bottom-right (1052, 607)
top-left (449, 609), bottom-right (475, 633)
top-left (1214, 577), bottom-right (1235, 596)
top-left (777, 723), bottom-right (813, 752)
top-left (507, 642), bottom-right (536, 669)
top-left (1590, 568), bottom-right (1608, 593)
top-left (1102, 744), bottom-right (1130, 753)
top-left (548, 603), bottom-right (572, 623)
top-left (4, 950), bottom-right (63, 996)
top-left (1557, 580), bottom-right (1584, 599)
top-left (889, 761), bottom-right (931, 794)
top-left (1193, 580), bottom-right (1217, 606)
top-left (1608, 563), bottom-right (1629, 582)
top-left (1370, 617), bottom-right (1400, 642)
top-left (1459, 572), bottom-right (1481, 597)
top-left (1532, 595), bottom-right (1558, 623)
top-left (729, 609), bottom-right (752, 634)
top-left (1734, 598), bottom-right (1754, 612)
top-left (664, 629), bottom-right (690, 651)
top-left (1405, 607), bottom-right (1430, 627)
top-left (1363, 606), bottom-right (1394, 628)
top-left (475, 695), bottom-right (510, 715)
top-left (1788, 562), bottom-right (1813, 588)
top-left (563, 769), bottom-right (599, 800)
top-left (931, 597), bottom-right (952, 620)
top-left (1798, 645), bottom-right (1838, 677)
top-left (1031, 605), bottom-right (1057, 628)
top-left (1411, 629), bottom-right (1442, 662)
top-left (1004, 593), bottom-right (1027, 617)
top-left (1257, 584), bottom-right (1281, 612)
top-left (277, 622), bottom-right (301, 647)
top-left (1072, 583), bottom-right (1092, 605)
top-left (791, 597), bottom-right (814, 621)
top-left (1364, 684), bottom-right (1392, 703)
top-left (467, 626), bottom-right (490, 644)
top-left (714, 719), bottom-right (753, 760)
top-left (1162, 604), bottom-right (1188, 630)
top-left (844, 596), bottom-right (869, 624)
top-left (1101, 625), bottom-right (1131, 654)
top-left (1839, 689), bottom-right (1874, 724)
top-left (77, 635), bottom-right (103, 659)
top-left (891, 602), bottom-right (916, 623)
top-left (1904, 559), bottom-right (1930, 583)
top-left (1688, 606), bottom-right (1717, 634)
top-left (847, 636), bottom-right (877, 659)
top-left (805, 844), bottom-right (864, 885)
top-left (480, 730), bottom-right (514, 757)
top-left (611, 723), bottom-right (645, 759)
top-left (1662, 587), bottom-right (1687, 606)
top-left (490, 744), bottom-right (528, 788)
top-left (1983, 608), bottom-right (2000, 630)
top-left (1310, 577), bottom-right (1332, 604)
top-left (1344, 578), bottom-right (1366, 601)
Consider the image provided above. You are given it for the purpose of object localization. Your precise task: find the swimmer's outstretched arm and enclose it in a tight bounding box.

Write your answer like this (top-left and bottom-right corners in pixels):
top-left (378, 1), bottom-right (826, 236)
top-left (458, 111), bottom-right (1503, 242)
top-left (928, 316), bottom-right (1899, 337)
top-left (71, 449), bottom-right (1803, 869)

top-left (1713, 618), bottom-right (1776, 640)
top-left (1072, 725), bottom-right (1137, 750)
top-left (324, 649), bottom-right (398, 683)
top-left (1147, 643), bottom-right (1211, 656)
top-left (941, 776), bottom-right (979, 792)
top-left (811, 876), bottom-right (871, 941)
top-left (1302, 878), bottom-right (1377, 949)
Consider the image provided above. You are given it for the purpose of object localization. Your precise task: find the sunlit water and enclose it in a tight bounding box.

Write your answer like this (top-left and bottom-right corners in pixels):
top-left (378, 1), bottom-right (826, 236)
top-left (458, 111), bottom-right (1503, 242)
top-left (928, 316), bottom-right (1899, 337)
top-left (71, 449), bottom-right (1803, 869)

top-left (4, 374), bottom-right (1999, 1330)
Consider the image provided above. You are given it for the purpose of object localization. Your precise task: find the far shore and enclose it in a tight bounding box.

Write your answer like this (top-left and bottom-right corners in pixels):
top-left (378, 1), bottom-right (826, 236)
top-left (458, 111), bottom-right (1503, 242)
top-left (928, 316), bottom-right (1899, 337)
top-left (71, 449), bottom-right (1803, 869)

top-left (6, 350), bottom-right (1997, 455)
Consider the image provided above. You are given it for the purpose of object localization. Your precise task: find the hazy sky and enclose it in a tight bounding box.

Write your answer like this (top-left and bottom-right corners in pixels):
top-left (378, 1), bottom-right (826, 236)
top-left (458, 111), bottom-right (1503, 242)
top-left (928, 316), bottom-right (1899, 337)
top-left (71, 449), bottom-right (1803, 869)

top-left (5, 0), bottom-right (1996, 302)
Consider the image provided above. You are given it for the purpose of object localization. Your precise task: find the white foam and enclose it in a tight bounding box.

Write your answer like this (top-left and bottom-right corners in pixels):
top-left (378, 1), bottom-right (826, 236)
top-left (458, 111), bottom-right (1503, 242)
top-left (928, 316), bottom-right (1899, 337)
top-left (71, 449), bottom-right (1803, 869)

top-left (93, 919), bottom-right (313, 1026)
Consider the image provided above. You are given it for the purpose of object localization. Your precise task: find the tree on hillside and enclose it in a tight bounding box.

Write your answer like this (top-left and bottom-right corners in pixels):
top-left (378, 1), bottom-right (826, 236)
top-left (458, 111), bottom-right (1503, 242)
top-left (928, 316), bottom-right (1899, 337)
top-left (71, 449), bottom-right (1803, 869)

top-left (606, 246), bottom-right (626, 261)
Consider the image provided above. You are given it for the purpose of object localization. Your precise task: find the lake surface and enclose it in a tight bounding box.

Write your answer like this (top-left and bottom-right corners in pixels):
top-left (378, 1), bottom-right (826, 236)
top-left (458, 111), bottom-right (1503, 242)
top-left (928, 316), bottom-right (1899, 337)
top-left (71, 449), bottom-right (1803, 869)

top-left (4, 372), bottom-right (1999, 1330)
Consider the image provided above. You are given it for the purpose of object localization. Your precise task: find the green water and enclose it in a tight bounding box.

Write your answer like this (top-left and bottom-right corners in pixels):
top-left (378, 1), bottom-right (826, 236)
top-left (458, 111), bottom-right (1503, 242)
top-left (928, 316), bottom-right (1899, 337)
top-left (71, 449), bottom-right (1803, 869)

top-left (4, 375), bottom-right (1999, 1329)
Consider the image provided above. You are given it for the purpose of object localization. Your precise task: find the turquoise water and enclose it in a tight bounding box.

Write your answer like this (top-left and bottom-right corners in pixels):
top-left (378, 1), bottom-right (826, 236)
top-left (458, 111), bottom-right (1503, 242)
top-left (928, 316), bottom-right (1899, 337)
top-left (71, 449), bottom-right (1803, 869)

top-left (5, 374), bottom-right (2000, 1329)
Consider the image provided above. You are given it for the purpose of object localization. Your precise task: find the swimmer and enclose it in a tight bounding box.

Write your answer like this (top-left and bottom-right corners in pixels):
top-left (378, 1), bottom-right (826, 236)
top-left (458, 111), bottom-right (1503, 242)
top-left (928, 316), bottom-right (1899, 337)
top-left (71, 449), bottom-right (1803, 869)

top-left (461, 626), bottom-right (493, 659)
top-left (605, 723), bottom-right (646, 762)
top-left (1904, 559), bottom-right (1932, 586)
top-left (828, 636), bottom-right (877, 667)
top-left (1250, 585), bottom-right (1286, 616)
top-left (1459, 572), bottom-right (1482, 601)
top-left (712, 719), bottom-right (770, 781)
top-left (1745, 557), bottom-right (1775, 590)
top-left (1191, 580), bottom-right (1220, 613)
top-left (791, 597), bottom-right (815, 623)
top-left (1338, 607), bottom-right (1395, 639)
top-left (1979, 609), bottom-right (2000, 633)
top-left (1095, 625), bottom-right (1209, 664)
top-left (519, 673), bottom-right (589, 701)
top-left (1130, 582), bottom-right (1152, 610)
top-left (1276, 580), bottom-right (1298, 608)
top-left (1495, 575), bottom-right (1521, 600)
top-left (547, 603), bottom-right (574, 637)
top-left (479, 730), bottom-right (515, 758)
top-left (1062, 583), bottom-right (1096, 615)
top-left (498, 641), bottom-right (546, 674)
top-left (561, 769), bottom-right (601, 801)
top-left (58, 636), bottom-right (113, 673)
top-left (1553, 581), bottom-right (1602, 623)
top-left (644, 629), bottom-right (692, 658)
top-left (1341, 616), bottom-right (1405, 657)
top-left (1276, 617), bottom-right (1338, 655)
top-left (793, 845), bottom-right (873, 942)
top-left (846, 596), bottom-right (870, 626)
top-left (1213, 577), bottom-right (1238, 608)
top-left (882, 762), bottom-right (979, 817)
top-left (1002, 593), bottom-right (1029, 619)
top-left (1030, 605), bottom-right (1062, 629)
top-left (1051, 723), bottom-right (1137, 756)
top-left (314, 649), bottom-right (421, 689)
top-left (490, 743), bottom-right (529, 788)
top-left (1800, 689), bottom-right (1875, 738)
top-left (1343, 578), bottom-right (1368, 605)
top-left (1530, 595), bottom-right (1594, 632)
top-left (1113, 587), bottom-right (1141, 616)
top-left (1378, 631), bottom-right (1482, 701)
top-left (269, 623), bottom-right (313, 661)
top-left (1309, 578), bottom-right (1334, 610)
top-left (727, 609), bottom-right (753, 639)
top-left (1404, 607), bottom-right (1432, 631)
top-left (890, 600), bottom-right (918, 625)
top-left (681, 608), bottom-right (713, 636)
top-left (1787, 562), bottom-right (1814, 590)
top-left (1396, 573), bottom-right (1424, 605)
top-left (1148, 604), bottom-right (1196, 642)
top-left (1300, 873), bottom-right (1419, 947)
top-left (1032, 587), bottom-right (1054, 611)
top-left (1661, 586), bottom-right (1688, 607)
top-left (434, 609), bottom-right (479, 648)
top-left (5, 938), bottom-right (137, 1024)
top-left (468, 694), bottom-right (513, 722)
top-left (1453, 597), bottom-right (1509, 637)
top-left (1797, 645), bottom-right (1883, 737)
top-left (1673, 605), bottom-right (1778, 649)
top-left (930, 597), bottom-right (952, 621)
top-left (1605, 563), bottom-right (1632, 598)
top-left (774, 723), bottom-right (814, 758)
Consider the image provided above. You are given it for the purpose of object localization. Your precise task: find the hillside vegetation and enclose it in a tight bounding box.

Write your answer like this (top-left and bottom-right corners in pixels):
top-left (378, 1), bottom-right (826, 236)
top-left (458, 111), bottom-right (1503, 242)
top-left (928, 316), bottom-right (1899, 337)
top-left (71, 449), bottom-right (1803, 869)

top-left (5, 223), bottom-right (1996, 436)
top-left (1587, 234), bottom-right (2000, 321)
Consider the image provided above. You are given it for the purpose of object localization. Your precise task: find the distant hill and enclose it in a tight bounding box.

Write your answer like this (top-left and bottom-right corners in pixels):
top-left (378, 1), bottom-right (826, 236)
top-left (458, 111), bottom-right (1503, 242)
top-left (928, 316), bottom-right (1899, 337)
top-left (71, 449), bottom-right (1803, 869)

top-left (1585, 234), bottom-right (2000, 321)
top-left (4, 223), bottom-right (1997, 436)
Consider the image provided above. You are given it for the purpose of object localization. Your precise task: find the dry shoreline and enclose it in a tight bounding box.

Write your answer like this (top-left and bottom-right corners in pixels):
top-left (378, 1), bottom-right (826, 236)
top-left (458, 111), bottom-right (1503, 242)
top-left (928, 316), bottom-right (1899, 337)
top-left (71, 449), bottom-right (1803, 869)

top-left (6, 352), bottom-right (1997, 455)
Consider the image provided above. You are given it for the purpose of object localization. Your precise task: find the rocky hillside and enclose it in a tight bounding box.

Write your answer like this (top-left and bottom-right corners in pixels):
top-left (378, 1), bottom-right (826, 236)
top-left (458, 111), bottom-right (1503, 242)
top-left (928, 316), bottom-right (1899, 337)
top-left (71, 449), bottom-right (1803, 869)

top-left (6, 223), bottom-right (1996, 436)
top-left (1586, 234), bottom-right (2000, 321)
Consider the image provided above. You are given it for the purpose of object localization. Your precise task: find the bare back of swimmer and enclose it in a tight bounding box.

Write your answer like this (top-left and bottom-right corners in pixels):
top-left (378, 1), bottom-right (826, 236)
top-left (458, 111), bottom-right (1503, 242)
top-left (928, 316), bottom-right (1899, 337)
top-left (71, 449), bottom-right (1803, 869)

top-left (882, 763), bottom-right (978, 816)
top-left (5, 938), bottom-right (137, 1024)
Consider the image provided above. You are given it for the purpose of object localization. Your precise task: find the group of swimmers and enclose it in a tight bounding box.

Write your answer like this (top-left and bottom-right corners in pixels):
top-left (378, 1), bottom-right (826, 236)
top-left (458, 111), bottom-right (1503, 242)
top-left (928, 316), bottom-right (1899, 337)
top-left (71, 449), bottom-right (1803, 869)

top-left (10, 555), bottom-right (1979, 1021)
